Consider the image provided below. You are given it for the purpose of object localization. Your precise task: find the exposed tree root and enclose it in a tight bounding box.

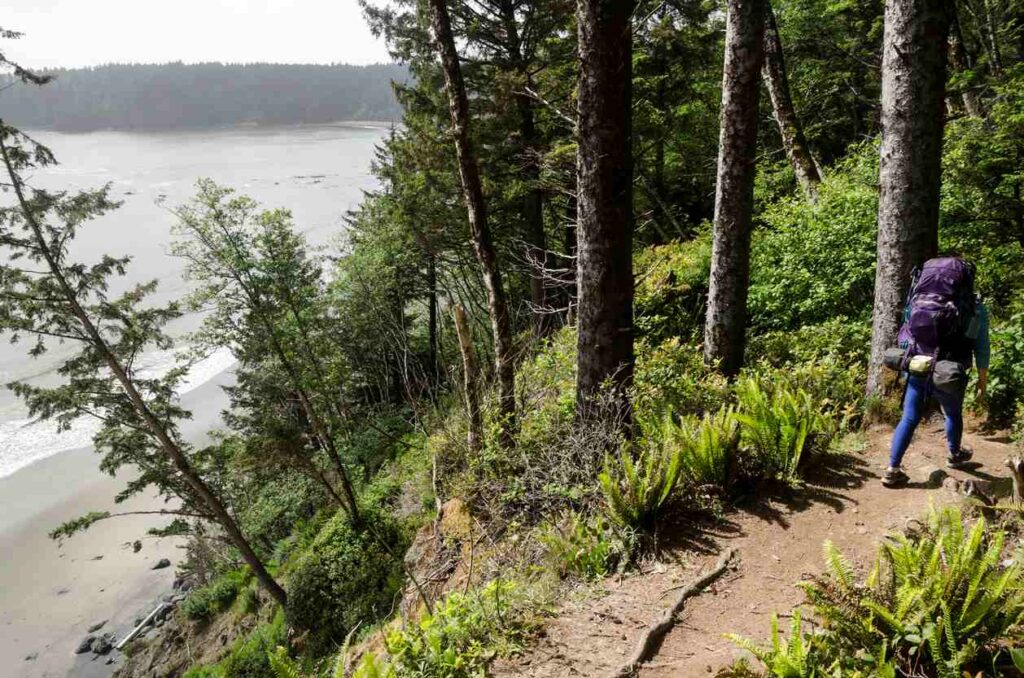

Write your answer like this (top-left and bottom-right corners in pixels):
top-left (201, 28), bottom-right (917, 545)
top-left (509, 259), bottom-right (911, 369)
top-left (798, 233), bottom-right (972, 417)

top-left (609, 547), bottom-right (738, 678)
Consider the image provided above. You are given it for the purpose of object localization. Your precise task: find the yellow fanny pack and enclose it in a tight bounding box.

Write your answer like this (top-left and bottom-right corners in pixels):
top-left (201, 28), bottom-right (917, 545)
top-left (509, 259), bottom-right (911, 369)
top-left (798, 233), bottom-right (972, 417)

top-left (907, 355), bottom-right (934, 375)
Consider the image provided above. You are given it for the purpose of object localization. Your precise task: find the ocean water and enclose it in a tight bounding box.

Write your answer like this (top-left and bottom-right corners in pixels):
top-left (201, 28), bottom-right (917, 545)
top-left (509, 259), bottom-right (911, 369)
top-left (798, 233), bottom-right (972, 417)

top-left (0, 124), bottom-right (387, 478)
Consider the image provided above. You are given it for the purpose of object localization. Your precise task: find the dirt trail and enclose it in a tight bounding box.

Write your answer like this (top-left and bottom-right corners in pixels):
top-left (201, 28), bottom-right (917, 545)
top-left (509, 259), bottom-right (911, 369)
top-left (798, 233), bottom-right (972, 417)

top-left (492, 421), bottom-right (1016, 678)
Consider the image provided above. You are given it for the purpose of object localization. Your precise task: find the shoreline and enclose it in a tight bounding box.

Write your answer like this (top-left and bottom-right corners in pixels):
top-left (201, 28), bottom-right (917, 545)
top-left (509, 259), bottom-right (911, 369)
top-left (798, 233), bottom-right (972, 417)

top-left (0, 371), bottom-right (232, 678)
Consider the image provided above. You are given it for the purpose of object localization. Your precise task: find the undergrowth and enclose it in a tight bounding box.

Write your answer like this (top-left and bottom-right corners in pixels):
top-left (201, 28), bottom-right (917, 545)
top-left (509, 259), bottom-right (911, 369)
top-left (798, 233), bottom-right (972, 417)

top-left (724, 505), bottom-right (1024, 677)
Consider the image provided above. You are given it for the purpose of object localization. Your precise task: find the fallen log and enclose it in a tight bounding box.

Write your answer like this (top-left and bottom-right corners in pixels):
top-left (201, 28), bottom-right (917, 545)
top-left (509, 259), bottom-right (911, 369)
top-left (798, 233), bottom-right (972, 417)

top-left (609, 547), bottom-right (738, 678)
top-left (114, 602), bottom-right (168, 651)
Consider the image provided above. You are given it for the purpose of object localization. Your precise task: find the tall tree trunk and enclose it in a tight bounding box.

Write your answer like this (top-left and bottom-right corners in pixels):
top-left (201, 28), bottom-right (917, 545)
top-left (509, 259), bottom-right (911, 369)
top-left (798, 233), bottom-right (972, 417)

top-left (564, 194), bottom-right (578, 325)
top-left (499, 0), bottom-right (551, 337)
top-left (428, 0), bottom-right (516, 446)
top-left (575, 0), bottom-right (636, 424)
top-left (762, 1), bottom-right (820, 201)
top-left (704, 0), bottom-right (766, 377)
top-left (453, 305), bottom-right (483, 453)
top-left (866, 0), bottom-right (949, 397)
top-left (427, 253), bottom-right (439, 386)
top-left (949, 3), bottom-right (982, 117)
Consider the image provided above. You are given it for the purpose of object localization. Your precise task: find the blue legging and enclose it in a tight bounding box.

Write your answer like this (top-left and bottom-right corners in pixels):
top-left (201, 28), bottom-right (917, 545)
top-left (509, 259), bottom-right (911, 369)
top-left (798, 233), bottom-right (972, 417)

top-left (889, 375), bottom-right (964, 468)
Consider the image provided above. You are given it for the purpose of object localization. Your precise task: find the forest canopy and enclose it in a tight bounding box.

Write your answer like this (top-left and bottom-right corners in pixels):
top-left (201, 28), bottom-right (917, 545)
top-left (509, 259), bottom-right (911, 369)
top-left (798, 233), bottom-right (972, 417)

top-left (0, 61), bottom-right (407, 130)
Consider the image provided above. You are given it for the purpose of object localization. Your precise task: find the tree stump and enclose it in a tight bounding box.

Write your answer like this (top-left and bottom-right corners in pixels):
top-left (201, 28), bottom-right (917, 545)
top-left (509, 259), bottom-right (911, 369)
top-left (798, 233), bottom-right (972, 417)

top-left (1005, 457), bottom-right (1024, 507)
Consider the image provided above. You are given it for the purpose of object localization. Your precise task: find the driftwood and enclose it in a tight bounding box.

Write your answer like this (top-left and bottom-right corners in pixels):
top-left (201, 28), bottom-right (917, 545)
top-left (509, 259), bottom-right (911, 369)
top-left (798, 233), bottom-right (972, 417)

top-left (115, 602), bottom-right (169, 651)
top-left (1006, 457), bottom-right (1024, 507)
top-left (609, 547), bottom-right (738, 678)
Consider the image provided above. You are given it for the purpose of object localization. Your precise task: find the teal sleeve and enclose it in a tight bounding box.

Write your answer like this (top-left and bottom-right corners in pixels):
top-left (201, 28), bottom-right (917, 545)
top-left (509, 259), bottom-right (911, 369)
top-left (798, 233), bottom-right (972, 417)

top-left (974, 303), bottom-right (991, 370)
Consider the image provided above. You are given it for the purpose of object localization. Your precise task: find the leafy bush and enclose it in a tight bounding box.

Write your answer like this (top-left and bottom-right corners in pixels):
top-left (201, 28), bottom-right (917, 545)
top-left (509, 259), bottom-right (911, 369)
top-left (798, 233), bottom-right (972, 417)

top-left (645, 407), bottom-right (741, 490)
top-left (634, 337), bottom-right (731, 419)
top-left (634, 235), bottom-right (712, 344)
top-left (734, 377), bottom-right (836, 484)
top-left (730, 506), bottom-right (1024, 676)
top-left (221, 611), bottom-right (288, 678)
top-left (539, 513), bottom-right (635, 581)
top-left (382, 580), bottom-right (532, 677)
top-left (182, 569), bottom-right (249, 622)
top-left (286, 512), bottom-right (406, 655)
top-left (746, 317), bottom-right (870, 368)
top-left (979, 311), bottom-right (1024, 428)
top-left (237, 473), bottom-right (322, 551)
top-left (599, 443), bottom-right (683, 530)
top-left (746, 359), bottom-right (864, 430)
top-left (748, 145), bottom-right (880, 332)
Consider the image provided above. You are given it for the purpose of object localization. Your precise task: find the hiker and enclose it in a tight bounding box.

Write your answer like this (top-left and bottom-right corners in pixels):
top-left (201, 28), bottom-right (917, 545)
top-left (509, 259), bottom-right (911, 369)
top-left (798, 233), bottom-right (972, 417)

top-left (882, 257), bottom-right (990, 489)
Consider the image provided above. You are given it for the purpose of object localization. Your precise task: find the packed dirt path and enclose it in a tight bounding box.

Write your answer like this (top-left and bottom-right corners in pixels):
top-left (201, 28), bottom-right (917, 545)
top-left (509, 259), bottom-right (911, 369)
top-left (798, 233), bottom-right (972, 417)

top-left (492, 420), bottom-right (1016, 678)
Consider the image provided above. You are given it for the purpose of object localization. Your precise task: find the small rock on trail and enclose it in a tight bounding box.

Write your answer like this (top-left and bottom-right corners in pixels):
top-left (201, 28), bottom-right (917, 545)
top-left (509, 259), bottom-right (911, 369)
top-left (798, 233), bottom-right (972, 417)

top-left (151, 558), bottom-right (171, 570)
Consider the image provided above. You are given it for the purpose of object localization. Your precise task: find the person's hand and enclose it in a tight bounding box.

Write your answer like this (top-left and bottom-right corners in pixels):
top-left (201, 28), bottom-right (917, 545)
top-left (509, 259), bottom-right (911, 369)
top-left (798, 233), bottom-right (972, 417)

top-left (976, 368), bottom-right (988, 398)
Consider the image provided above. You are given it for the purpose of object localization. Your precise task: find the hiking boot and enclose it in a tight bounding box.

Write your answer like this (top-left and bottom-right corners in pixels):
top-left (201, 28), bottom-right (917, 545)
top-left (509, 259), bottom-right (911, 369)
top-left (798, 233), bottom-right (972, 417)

top-left (882, 467), bottom-right (909, 488)
top-left (947, 447), bottom-right (974, 469)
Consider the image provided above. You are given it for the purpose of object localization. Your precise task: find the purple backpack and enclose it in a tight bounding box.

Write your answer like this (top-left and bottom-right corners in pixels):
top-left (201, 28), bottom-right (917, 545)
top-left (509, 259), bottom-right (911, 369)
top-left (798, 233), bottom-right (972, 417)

top-left (896, 257), bottom-right (976, 366)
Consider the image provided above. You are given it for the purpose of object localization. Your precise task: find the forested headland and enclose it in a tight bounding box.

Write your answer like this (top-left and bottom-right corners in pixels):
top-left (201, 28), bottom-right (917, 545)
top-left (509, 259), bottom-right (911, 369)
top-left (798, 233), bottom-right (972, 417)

top-left (3, 0), bottom-right (1024, 676)
top-left (0, 62), bottom-right (406, 130)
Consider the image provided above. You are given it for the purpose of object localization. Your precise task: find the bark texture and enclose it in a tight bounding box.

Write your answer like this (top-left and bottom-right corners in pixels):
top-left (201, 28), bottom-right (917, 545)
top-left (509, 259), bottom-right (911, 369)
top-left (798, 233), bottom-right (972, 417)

top-left (762, 2), bottom-right (820, 201)
top-left (428, 0), bottom-right (516, 443)
top-left (704, 0), bottom-right (766, 377)
top-left (498, 0), bottom-right (551, 337)
top-left (575, 0), bottom-right (636, 422)
top-left (867, 0), bottom-right (949, 396)
top-left (949, 4), bottom-right (982, 117)
top-left (453, 305), bottom-right (483, 453)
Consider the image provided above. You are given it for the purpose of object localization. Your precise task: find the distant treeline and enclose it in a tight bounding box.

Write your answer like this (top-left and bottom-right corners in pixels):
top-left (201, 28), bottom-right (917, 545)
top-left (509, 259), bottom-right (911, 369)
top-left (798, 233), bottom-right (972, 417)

top-left (0, 62), bottom-right (407, 131)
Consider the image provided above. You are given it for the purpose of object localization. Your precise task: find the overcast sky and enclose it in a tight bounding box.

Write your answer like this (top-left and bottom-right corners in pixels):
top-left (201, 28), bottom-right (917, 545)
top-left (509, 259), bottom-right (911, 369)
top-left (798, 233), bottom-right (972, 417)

top-left (3, 0), bottom-right (393, 69)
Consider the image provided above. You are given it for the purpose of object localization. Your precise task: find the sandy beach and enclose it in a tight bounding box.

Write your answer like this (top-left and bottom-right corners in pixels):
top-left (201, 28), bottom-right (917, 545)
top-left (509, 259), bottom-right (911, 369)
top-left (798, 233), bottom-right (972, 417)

top-left (0, 372), bottom-right (232, 678)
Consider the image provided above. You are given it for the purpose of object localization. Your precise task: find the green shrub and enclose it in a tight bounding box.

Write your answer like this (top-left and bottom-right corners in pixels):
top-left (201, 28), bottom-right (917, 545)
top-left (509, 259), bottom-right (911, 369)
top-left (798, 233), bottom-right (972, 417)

top-left (182, 569), bottom-right (249, 622)
top-left (599, 443), bottom-right (683, 531)
top-left (978, 311), bottom-right (1024, 428)
top-left (644, 406), bottom-right (741, 490)
top-left (748, 145), bottom-right (880, 332)
top-left (731, 506), bottom-right (1024, 676)
top-left (734, 377), bottom-right (836, 484)
top-left (634, 337), bottom-right (732, 419)
top-left (222, 611), bottom-right (288, 678)
top-left (634, 235), bottom-right (712, 344)
top-left (238, 473), bottom-right (322, 551)
top-left (746, 317), bottom-right (870, 368)
top-left (746, 359), bottom-right (864, 430)
top-left (382, 580), bottom-right (532, 677)
top-left (539, 513), bottom-right (635, 581)
top-left (285, 511), bottom-right (405, 655)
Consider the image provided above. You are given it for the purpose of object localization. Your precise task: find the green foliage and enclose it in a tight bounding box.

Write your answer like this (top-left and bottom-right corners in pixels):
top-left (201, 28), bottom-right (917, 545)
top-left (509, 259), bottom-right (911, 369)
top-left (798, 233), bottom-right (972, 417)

top-left (749, 145), bottom-right (880, 332)
top-left (980, 311), bottom-right (1024, 427)
top-left (221, 610), bottom-right (288, 678)
top-left (539, 513), bottom-right (635, 581)
top-left (49, 511), bottom-right (112, 543)
top-left (380, 580), bottom-right (533, 677)
top-left (746, 318), bottom-right (871, 368)
top-left (182, 569), bottom-right (249, 622)
top-left (727, 612), bottom-right (817, 678)
top-left (285, 512), bottom-right (406, 655)
top-left (733, 377), bottom-right (836, 484)
top-left (734, 506), bottom-right (1024, 676)
top-left (598, 443), bottom-right (683, 531)
top-left (634, 337), bottom-right (732, 419)
top-left (645, 407), bottom-right (741, 490)
top-left (634, 235), bottom-right (712, 343)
